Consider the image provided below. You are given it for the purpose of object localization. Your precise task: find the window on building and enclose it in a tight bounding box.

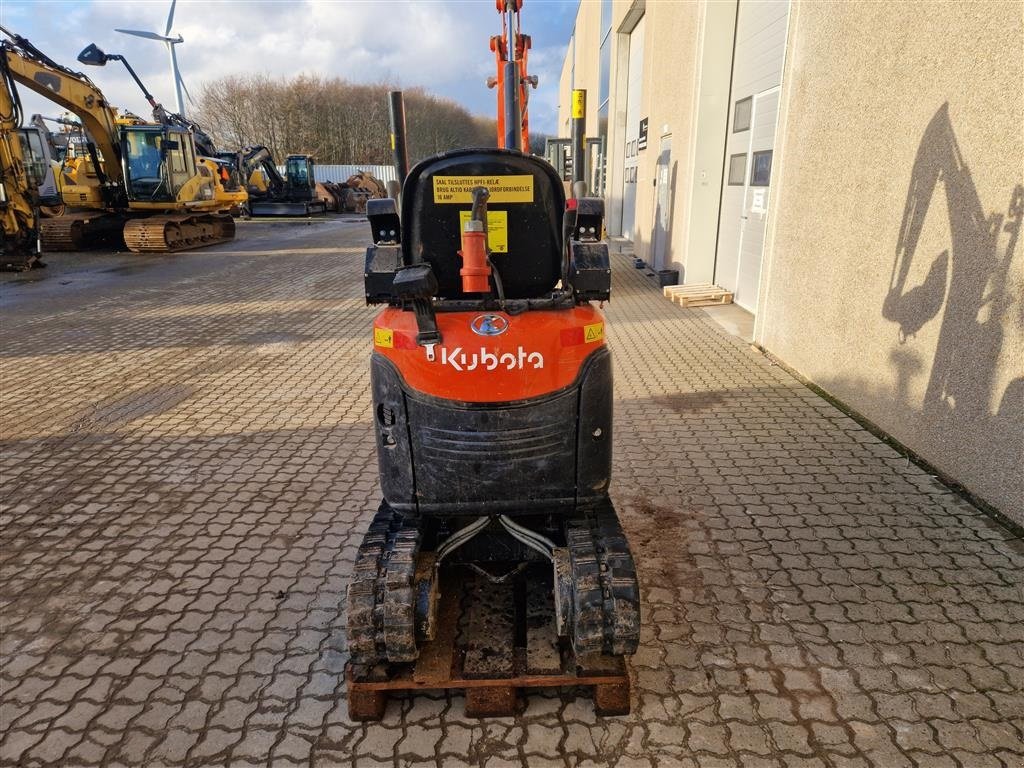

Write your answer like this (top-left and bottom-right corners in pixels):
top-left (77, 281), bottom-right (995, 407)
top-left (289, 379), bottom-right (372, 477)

top-left (733, 97), bottom-right (752, 132)
top-left (728, 154), bottom-right (747, 186)
top-left (750, 150), bottom-right (773, 186)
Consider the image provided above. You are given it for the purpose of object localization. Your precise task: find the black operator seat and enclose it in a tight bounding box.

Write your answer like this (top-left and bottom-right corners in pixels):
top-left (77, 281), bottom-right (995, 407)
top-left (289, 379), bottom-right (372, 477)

top-left (400, 148), bottom-right (566, 300)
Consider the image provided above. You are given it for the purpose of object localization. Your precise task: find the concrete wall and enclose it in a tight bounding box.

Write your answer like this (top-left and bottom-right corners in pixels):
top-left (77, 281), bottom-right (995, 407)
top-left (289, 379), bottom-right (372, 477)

top-left (582, 0), bottom-right (703, 267)
top-left (622, 1), bottom-right (702, 272)
top-left (756, 1), bottom-right (1024, 522)
top-left (556, 3), bottom-right (602, 138)
top-left (555, 0), bottom-right (735, 276)
top-left (556, 0), bottom-right (1022, 520)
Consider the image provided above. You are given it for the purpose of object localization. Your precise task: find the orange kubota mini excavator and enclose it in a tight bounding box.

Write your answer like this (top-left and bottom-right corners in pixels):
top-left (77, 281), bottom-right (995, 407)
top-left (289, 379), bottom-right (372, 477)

top-left (347, 0), bottom-right (640, 710)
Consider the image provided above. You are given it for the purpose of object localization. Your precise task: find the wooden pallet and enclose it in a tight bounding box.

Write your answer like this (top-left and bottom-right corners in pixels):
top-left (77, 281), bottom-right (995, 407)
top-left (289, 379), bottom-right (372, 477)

top-left (347, 568), bottom-right (631, 720)
top-left (662, 282), bottom-right (733, 307)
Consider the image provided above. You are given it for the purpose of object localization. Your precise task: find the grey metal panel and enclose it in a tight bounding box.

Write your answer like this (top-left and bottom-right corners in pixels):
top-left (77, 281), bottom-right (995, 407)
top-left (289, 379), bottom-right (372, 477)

top-left (275, 164), bottom-right (399, 184)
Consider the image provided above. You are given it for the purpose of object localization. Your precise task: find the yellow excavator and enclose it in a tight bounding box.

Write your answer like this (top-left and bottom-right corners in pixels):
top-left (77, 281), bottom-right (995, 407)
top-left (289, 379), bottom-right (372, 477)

top-left (77, 43), bottom-right (249, 218)
top-left (0, 28), bottom-right (234, 253)
top-left (0, 40), bottom-right (40, 270)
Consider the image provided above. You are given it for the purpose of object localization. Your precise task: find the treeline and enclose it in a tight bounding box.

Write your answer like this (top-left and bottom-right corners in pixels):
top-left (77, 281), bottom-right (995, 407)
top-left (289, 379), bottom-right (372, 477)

top-left (194, 74), bottom-right (499, 165)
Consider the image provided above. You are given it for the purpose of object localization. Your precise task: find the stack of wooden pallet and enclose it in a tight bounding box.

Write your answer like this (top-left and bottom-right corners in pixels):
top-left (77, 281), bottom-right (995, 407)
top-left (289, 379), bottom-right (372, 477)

top-left (662, 283), bottom-right (733, 307)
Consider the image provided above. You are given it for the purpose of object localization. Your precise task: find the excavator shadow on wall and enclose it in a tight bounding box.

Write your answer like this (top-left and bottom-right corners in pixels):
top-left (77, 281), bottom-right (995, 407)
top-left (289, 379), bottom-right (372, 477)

top-left (883, 102), bottom-right (1023, 501)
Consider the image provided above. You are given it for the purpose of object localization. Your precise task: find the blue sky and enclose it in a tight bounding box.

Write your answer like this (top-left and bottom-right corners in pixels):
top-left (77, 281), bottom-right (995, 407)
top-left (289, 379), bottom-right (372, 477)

top-left (1, 0), bottom-right (577, 139)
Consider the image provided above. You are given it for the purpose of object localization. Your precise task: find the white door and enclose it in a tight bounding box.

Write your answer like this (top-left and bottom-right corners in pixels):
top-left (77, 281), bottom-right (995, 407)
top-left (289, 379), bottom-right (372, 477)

top-left (714, 0), bottom-right (789, 311)
top-left (652, 135), bottom-right (672, 270)
top-left (620, 16), bottom-right (644, 241)
top-left (735, 90), bottom-right (779, 306)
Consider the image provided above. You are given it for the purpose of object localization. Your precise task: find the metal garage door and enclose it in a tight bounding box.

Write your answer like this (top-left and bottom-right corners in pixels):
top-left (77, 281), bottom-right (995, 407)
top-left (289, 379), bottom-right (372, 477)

top-left (714, 0), bottom-right (790, 312)
top-left (620, 15), bottom-right (644, 241)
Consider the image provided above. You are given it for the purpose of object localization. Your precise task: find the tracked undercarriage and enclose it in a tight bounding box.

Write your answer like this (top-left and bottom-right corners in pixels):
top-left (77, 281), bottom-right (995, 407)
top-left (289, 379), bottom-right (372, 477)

top-left (40, 211), bottom-right (235, 253)
top-left (122, 213), bottom-right (235, 253)
top-left (347, 502), bottom-right (641, 673)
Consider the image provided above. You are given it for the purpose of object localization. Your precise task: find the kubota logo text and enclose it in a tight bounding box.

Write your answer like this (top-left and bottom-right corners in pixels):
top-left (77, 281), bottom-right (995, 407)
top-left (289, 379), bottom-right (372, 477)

top-left (440, 346), bottom-right (544, 372)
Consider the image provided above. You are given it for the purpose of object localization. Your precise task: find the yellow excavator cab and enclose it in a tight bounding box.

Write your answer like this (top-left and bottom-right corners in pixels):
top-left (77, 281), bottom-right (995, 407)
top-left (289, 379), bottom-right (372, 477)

top-left (121, 125), bottom-right (215, 206)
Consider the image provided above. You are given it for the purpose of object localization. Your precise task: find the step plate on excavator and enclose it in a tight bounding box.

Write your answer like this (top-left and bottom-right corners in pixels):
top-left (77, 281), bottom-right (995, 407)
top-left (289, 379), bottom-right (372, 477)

top-left (123, 214), bottom-right (236, 253)
top-left (347, 567), bottom-right (631, 720)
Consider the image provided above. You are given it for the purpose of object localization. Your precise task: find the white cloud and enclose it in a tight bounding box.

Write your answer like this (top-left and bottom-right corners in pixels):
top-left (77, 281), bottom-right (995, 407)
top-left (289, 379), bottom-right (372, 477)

top-left (2, 0), bottom-right (573, 139)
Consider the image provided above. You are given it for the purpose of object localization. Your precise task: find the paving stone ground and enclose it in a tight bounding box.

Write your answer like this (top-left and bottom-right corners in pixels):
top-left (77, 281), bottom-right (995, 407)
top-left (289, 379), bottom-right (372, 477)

top-left (1, 217), bottom-right (1022, 768)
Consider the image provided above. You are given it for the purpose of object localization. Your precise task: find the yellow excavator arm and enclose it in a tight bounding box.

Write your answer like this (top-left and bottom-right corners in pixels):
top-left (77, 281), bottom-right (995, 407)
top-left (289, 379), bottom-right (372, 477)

top-left (1, 28), bottom-right (125, 215)
top-left (0, 43), bottom-right (41, 270)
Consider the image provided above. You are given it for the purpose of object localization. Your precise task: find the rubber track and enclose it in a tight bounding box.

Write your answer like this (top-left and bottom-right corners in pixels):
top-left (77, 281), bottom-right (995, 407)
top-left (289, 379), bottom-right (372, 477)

top-left (347, 502), bottom-right (421, 666)
top-left (566, 502), bottom-right (641, 656)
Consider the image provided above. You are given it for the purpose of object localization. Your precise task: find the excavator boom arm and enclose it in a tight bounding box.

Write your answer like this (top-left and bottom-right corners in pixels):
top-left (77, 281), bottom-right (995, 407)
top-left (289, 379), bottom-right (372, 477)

top-left (490, 0), bottom-right (534, 152)
top-left (242, 146), bottom-right (285, 192)
top-left (1, 34), bottom-right (123, 186)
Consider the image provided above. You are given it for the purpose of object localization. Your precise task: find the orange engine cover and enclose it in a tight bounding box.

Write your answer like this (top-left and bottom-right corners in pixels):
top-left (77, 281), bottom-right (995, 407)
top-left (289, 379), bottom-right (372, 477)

top-left (372, 305), bottom-right (607, 403)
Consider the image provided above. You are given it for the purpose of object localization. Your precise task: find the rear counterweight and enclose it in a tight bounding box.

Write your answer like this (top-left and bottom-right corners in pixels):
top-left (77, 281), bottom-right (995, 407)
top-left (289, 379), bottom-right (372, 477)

top-left (371, 345), bottom-right (612, 516)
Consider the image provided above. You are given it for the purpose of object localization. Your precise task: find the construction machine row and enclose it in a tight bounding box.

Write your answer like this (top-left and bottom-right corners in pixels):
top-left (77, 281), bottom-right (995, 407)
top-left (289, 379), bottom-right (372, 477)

top-left (0, 28), bottom-right (386, 271)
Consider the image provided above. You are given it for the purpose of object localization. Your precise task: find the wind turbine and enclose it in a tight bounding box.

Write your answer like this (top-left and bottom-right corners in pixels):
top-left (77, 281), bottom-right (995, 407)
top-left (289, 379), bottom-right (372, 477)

top-left (115, 0), bottom-right (191, 116)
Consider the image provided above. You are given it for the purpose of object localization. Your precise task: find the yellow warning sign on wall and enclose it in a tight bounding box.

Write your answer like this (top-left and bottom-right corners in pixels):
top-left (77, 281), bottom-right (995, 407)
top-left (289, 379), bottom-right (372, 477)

top-left (572, 90), bottom-right (586, 119)
top-left (374, 327), bottom-right (394, 348)
top-left (584, 322), bottom-right (604, 343)
top-left (433, 175), bottom-right (534, 204)
top-left (459, 210), bottom-right (509, 254)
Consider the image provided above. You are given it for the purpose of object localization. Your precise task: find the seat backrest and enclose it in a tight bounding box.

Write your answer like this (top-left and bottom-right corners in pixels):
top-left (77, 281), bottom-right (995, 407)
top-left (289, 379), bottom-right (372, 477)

top-left (401, 148), bottom-right (566, 300)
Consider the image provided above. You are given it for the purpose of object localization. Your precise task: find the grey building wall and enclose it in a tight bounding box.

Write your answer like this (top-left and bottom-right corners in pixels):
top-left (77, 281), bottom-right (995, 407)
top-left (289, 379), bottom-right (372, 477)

top-left (756, 1), bottom-right (1024, 522)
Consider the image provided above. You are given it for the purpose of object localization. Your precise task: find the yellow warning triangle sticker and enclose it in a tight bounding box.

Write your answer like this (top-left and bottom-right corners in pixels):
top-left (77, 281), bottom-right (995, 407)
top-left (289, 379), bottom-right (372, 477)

top-left (584, 323), bottom-right (604, 343)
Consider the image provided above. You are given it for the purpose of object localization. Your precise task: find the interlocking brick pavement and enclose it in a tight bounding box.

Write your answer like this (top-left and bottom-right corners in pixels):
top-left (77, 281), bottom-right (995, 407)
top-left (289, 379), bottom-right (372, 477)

top-left (2, 218), bottom-right (1022, 767)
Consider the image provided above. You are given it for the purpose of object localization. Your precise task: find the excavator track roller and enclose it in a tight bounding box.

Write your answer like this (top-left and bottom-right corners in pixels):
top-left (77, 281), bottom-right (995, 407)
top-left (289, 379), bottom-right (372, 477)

top-left (123, 213), bottom-right (235, 253)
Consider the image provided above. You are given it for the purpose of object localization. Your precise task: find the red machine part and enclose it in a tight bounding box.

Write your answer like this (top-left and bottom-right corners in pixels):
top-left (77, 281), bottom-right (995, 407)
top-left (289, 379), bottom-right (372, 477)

top-left (372, 305), bottom-right (607, 403)
top-left (458, 221), bottom-right (491, 293)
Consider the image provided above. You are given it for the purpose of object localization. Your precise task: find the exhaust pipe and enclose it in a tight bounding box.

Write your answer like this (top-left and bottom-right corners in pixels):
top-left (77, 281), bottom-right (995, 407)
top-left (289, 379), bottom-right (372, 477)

top-left (388, 90), bottom-right (410, 187)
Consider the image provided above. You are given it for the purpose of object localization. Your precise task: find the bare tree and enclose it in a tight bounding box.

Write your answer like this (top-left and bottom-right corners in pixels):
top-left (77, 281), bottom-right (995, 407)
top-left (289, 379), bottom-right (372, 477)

top-left (195, 75), bottom-right (497, 164)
